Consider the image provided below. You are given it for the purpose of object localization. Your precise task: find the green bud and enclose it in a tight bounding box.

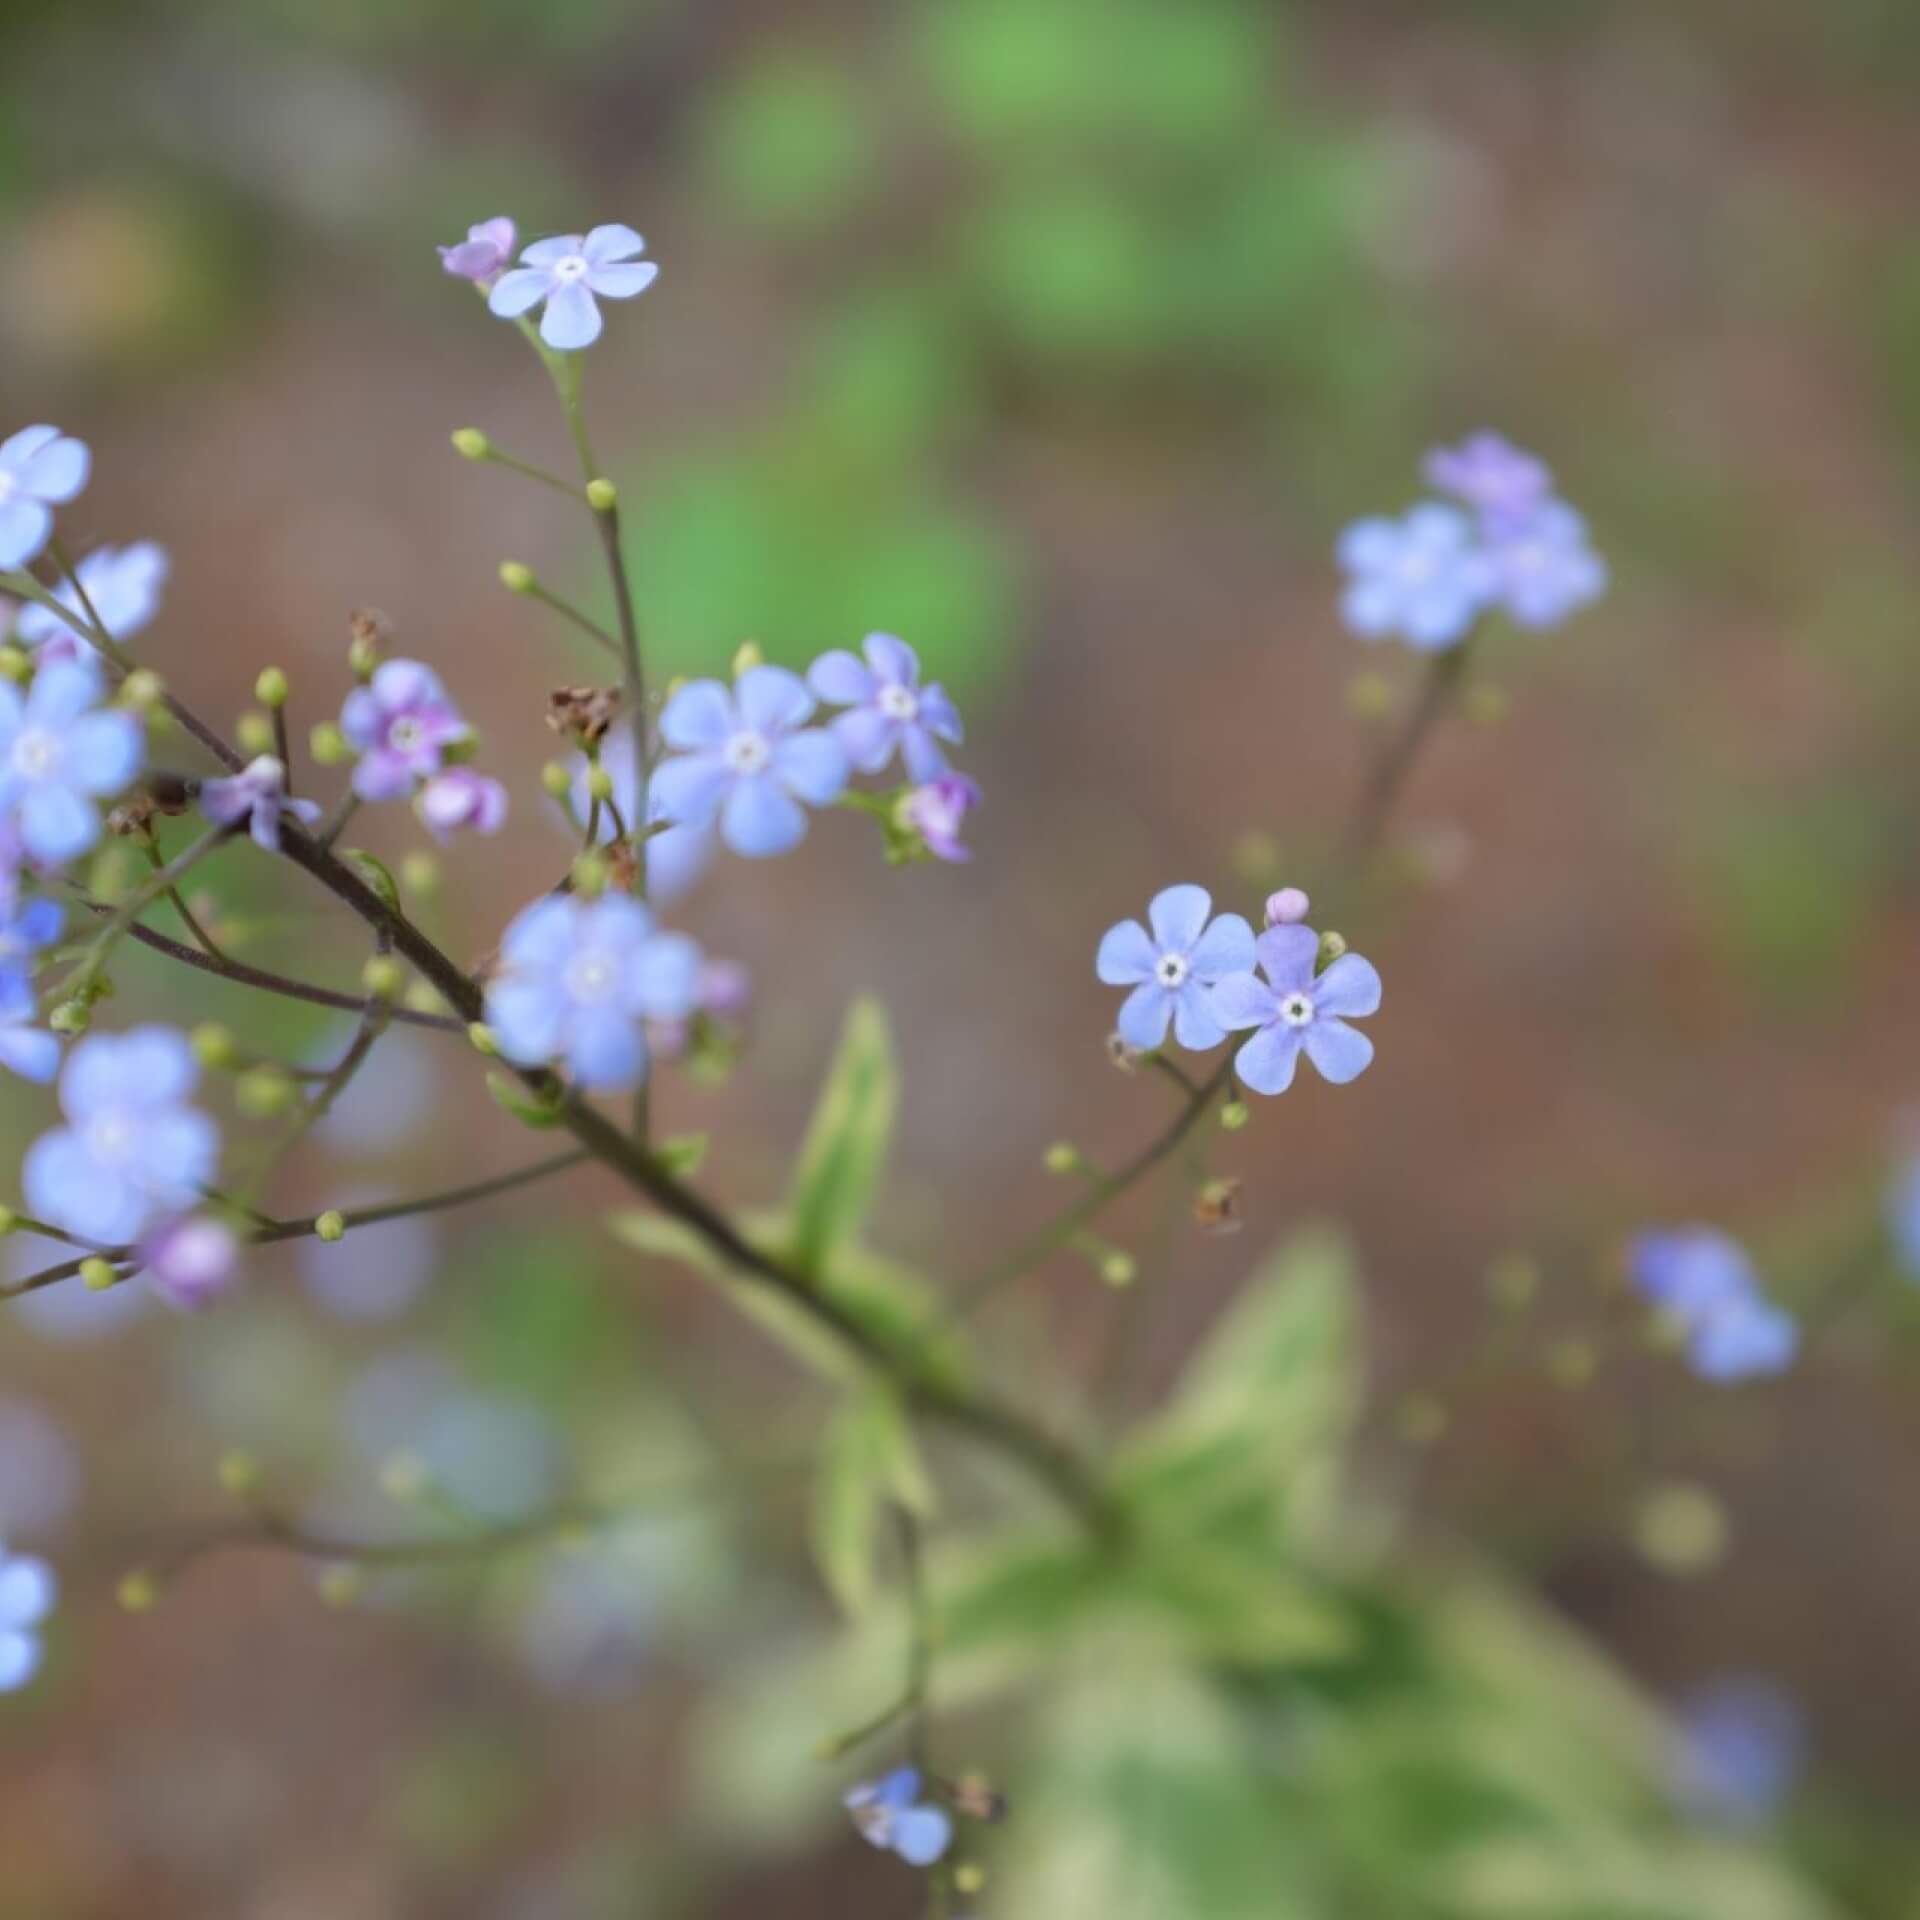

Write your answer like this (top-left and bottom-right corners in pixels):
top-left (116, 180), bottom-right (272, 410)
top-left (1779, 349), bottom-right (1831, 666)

top-left (49, 1001), bottom-right (90, 1036)
top-left (399, 851), bottom-right (439, 897)
top-left (236, 711), bottom-right (275, 756)
top-left (467, 1022), bottom-right (500, 1056)
top-left (571, 851), bottom-right (610, 899)
top-left (121, 668), bottom-right (166, 710)
top-left (317, 1563), bottom-right (364, 1608)
top-left (499, 560), bottom-right (537, 595)
top-left (217, 1450), bottom-right (262, 1496)
top-left (1043, 1141), bottom-right (1081, 1175)
top-left (235, 1067), bottom-right (295, 1118)
top-left (1317, 930), bottom-right (1348, 967)
top-left (0, 1205), bottom-right (16, 1236)
top-left (657, 1132), bottom-right (709, 1176)
top-left (346, 635), bottom-right (381, 680)
top-left (310, 721), bottom-right (349, 766)
top-left (730, 640), bottom-right (765, 677)
top-left (402, 980), bottom-right (447, 1017)
top-left (585, 476), bottom-right (618, 512)
top-left (1219, 1100), bottom-right (1250, 1132)
top-left (191, 1022), bottom-right (239, 1070)
top-left (0, 645), bottom-right (32, 684)
top-left (80, 1257), bottom-right (118, 1292)
top-left (361, 955), bottom-right (404, 1001)
top-left (451, 427), bottom-right (492, 461)
top-left (953, 1864), bottom-right (987, 1899)
top-left (587, 765), bottom-right (616, 803)
top-left (117, 1568), bottom-right (162, 1613)
top-left (1099, 1250), bottom-right (1137, 1288)
top-left (254, 667), bottom-right (290, 710)
top-left (1632, 1481), bottom-right (1729, 1577)
top-left (541, 760), bottom-right (573, 799)
top-left (314, 1209), bottom-right (347, 1244)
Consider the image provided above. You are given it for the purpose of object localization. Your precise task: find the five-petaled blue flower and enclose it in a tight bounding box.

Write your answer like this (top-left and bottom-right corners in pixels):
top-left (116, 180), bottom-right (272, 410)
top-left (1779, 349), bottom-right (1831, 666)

top-left (1336, 503), bottom-right (1496, 652)
top-left (485, 893), bottom-right (702, 1093)
top-left (0, 425), bottom-right (89, 572)
top-left (806, 633), bottom-right (963, 783)
top-left (1675, 1679), bottom-right (1804, 1826)
top-left (1210, 924), bottom-right (1381, 1096)
top-left (0, 1540), bottom-right (56, 1692)
top-left (1097, 885), bottom-right (1255, 1053)
top-left (1629, 1227), bottom-right (1797, 1383)
top-left (844, 1767), bottom-right (952, 1868)
top-left (487, 225), bottom-right (659, 352)
top-left (653, 667), bottom-right (848, 860)
top-left (1485, 501), bottom-right (1608, 630)
top-left (23, 1026), bottom-right (219, 1245)
top-left (14, 540), bottom-right (168, 662)
top-left (0, 661), bottom-right (143, 867)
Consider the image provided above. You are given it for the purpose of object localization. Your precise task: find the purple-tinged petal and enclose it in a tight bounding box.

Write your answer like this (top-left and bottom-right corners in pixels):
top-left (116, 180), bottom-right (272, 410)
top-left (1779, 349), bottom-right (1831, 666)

top-left (1146, 884), bottom-right (1211, 954)
top-left (733, 664), bottom-right (814, 736)
top-left (806, 650), bottom-right (875, 706)
top-left (721, 775), bottom-right (806, 857)
top-left (540, 283), bottom-right (602, 351)
top-left (350, 750), bottom-right (418, 803)
top-left (1096, 918), bottom-right (1155, 985)
top-left (831, 705), bottom-right (898, 773)
top-left (862, 632), bottom-right (920, 687)
top-left (899, 727), bottom-right (950, 784)
top-left (1235, 1023), bottom-right (1305, 1096)
top-left (915, 684), bottom-right (963, 743)
top-left (1208, 971), bottom-right (1276, 1030)
top-left (772, 728), bottom-right (848, 805)
top-left (487, 267), bottom-right (553, 319)
top-left (659, 680), bottom-right (735, 750)
top-left (1313, 953), bottom-right (1382, 1019)
top-left (1254, 924), bottom-right (1318, 994)
top-left (1188, 912), bottom-right (1255, 980)
top-left (1303, 1018), bottom-right (1374, 1085)
top-left (1116, 981), bottom-right (1173, 1050)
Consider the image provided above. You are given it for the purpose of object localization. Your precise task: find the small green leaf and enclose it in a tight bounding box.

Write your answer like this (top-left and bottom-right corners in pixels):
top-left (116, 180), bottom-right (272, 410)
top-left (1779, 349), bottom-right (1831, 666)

top-left (338, 847), bottom-right (402, 913)
top-left (810, 1386), bottom-right (931, 1617)
top-left (784, 997), bottom-right (898, 1278)
top-left (657, 1132), bottom-right (708, 1177)
top-left (486, 1070), bottom-right (564, 1129)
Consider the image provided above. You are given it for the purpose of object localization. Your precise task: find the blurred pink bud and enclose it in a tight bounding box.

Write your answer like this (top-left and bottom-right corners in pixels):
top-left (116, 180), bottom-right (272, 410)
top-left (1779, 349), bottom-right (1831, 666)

top-left (1265, 887), bottom-right (1310, 926)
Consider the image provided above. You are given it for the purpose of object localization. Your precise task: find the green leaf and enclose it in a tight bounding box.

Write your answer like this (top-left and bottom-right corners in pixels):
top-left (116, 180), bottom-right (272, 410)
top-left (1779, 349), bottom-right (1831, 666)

top-left (784, 997), bottom-right (898, 1279)
top-left (809, 1386), bottom-right (933, 1617)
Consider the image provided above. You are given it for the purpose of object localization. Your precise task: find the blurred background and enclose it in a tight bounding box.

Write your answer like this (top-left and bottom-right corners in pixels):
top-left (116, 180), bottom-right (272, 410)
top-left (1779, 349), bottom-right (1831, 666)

top-left (2, 0), bottom-right (1919, 1914)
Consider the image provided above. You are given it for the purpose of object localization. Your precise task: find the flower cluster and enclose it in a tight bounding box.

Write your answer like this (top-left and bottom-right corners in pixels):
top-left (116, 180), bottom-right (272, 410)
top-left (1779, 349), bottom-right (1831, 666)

top-left (1629, 1228), bottom-right (1798, 1383)
top-left (0, 1540), bottom-right (56, 1691)
top-left (1337, 432), bottom-right (1606, 650)
top-left (1096, 884), bottom-right (1380, 1096)
top-left (338, 657), bottom-right (507, 840)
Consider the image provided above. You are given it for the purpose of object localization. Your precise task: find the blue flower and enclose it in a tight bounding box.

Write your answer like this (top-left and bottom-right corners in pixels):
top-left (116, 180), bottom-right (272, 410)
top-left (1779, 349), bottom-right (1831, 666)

top-left (0, 661), bottom-right (143, 867)
top-left (23, 1026), bottom-right (219, 1245)
top-left (806, 633), bottom-right (963, 783)
top-left (1423, 432), bottom-right (1552, 528)
top-left (1210, 924), bottom-right (1381, 1096)
top-left (652, 667), bottom-right (848, 860)
top-left (1097, 885), bottom-right (1255, 1052)
top-left (1337, 504), bottom-right (1496, 651)
top-left (0, 425), bottom-right (89, 572)
top-left (1485, 501), bottom-right (1608, 629)
top-left (487, 225), bottom-right (658, 352)
top-left (561, 731), bottom-right (712, 903)
top-left (1889, 1152), bottom-right (1920, 1280)
top-left (201, 755), bottom-right (323, 851)
top-left (845, 1767), bottom-right (952, 1868)
top-left (1629, 1228), bottom-right (1797, 1383)
top-left (485, 893), bottom-right (701, 1093)
top-left (0, 974), bottom-right (59, 1084)
top-left (0, 1539), bottom-right (56, 1691)
top-left (14, 541), bottom-right (168, 660)
top-left (0, 894), bottom-right (62, 994)
top-left (1675, 1679), bottom-right (1804, 1825)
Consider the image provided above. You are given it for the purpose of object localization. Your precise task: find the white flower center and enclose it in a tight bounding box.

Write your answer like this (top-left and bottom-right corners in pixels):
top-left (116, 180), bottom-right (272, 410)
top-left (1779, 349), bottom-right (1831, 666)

top-left (877, 682), bottom-right (919, 722)
top-left (1155, 952), bottom-right (1191, 990)
top-left (564, 947), bottom-right (620, 1006)
top-left (388, 716), bottom-right (425, 753)
top-left (723, 730), bottom-right (772, 775)
top-left (85, 1108), bottom-right (138, 1169)
top-left (10, 728), bottom-right (62, 782)
top-left (553, 254), bottom-right (590, 284)
top-left (1279, 991), bottom-right (1315, 1028)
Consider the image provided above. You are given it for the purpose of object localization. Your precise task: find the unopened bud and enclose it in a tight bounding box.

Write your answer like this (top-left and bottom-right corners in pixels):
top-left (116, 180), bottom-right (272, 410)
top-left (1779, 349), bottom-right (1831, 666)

top-left (1219, 1099), bottom-right (1250, 1132)
top-left (730, 640), bottom-right (765, 677)
top-left (467, 1022), bottom-right (500, 1056)
top-left (1546, 1337), bottom-right (1597, 1388)
top-left (953, 1862), bottom-right (988, 1897)
top-left (1487, 1254), bottom-right (1539, 1311)
top-left (570, 851), bottom-right (610, 899)
top-left (191, 1023), bottom-right (239, 1070)
top-left (499, 561), bottom-right (537, 595)
top-left (1099, 1250), bottom-right (1137, 1288)
top-left (217, 1450), bottom-right (262, 1495)
top-left (49, 1001), bottom-right (90, 1035)
top-left (310, 721), bottom-right (349, 766)
top-left (236, 711), bottom-right (275, 756)
top-left (1264, 887), bottom-right (1310, 926)
top-left (1633, 1481), bottom-right (1728, 1577)
top-left (402, 980), bottom-right (447, 1017)
top-left (117, 1568), bottom-right (162, 1613)
top-left (451, 427), bottom-right (492, 461)
top-left (254, 667), bottom-right (289, 709)
top-left (347, 635), bottom-right (381, 679)
top-left (235, 1067), bottom-right (295, 1118)
top-left (0, 1205), bottom-right (16, 1236)
top-left (585, 477), bottom-right (618, 512)
top-left (0, 645), bottom-right (31, 684)
top-left (314, 1210), bottom-right (346, 1244)
top-left (587, 765), bottom-right (616, 803)
top-left (1317, 930), bottom-right (1348, 966)
top-left (1043, 1141), bottom-right (1081, 1175)
top-left (399, 851), bottom-right (439, 897)
top-left (81, 1257), bottom-right (118, 1292)
top-left (121, 668), bottom-right (166, 710)
top-left (541, 760), bottom-right (573, 798)
top-left (361, 955), bottom-right (404, 1001)
top-left (1396, 1393), bottom-right (1450, 1446)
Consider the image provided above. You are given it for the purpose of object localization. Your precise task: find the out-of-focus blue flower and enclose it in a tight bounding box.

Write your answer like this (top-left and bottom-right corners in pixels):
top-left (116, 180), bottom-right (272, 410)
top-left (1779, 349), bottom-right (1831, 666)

top-left (516, 1518), bottom-right (670, 1696)
top-left (1676, 1679), bottom-right (1804, 1824)
top-left (561, 731), bottom-right (713, 902)
top-left (1424, 432), bottom-right (1552, 528)
top-left (1885, 1153), bottom-right (1920, 1280)
top-left (0, 973), bottom-right (59, 1083)
top-left (1629, 1228), bottom-right (1798, 1383)
top-left (1211, 925), bottom-right (1382, 1096)
top-left (1337, 504), bottom-right (1496, 651)
top-left (488, 226), bottom-right (658, 352)
top-left (1485, 501), bottom-right (1608, 630)
top-left (0, 894), bottom-right (62, 993)
top-left (1097, 885), bottom-right (1255, 1053)
top-left (0, 1539), bottom-right (56, 1691)
top-left (23, 1026), bottom-right (219, 1245)
top-left (200, 755), bottom-right (322, 851)
top-left (439, 216), bottom-right (517, 286)
top-left (485, 893), bottom-right (701, 1092)
top-left (845, 1767), bottom-right (952, 1868)
top-left (899, 775), bottom-right (981, 864)
top-left (142, 1214), bottom-right (240, 1312)
top-left (14, 541), bottom-right (168, 661)
top-left (0, 426), bottom-right (89, 571)
top-left (0, 1398), bottom-right (81, 1538)
top-left (0, 661), bottom-right (143, 866)
top-left (416, 766), bottom-right (507, 840)
top-left (653, 667), bottom-right (848, 860)
top-left (340, 660), bottom-right (471, 803)
top-left (806, 633), bottom-right (963, 783)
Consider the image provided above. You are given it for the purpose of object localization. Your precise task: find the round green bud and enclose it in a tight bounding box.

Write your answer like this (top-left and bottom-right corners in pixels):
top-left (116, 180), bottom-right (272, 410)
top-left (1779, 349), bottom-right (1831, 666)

top-left (468, 1022), bottom-right (500, 1056)
top-left (217, 1450), bottom-right (262, 1496)
top-left (314, 1210), bottom-right (347, 1244)
top-left (254, 667), bottom-right (290, 710)
top-left (191, 1022), bottom-right (239, 1070)
top-left (402, 980), bottom-right (447, 1018)
top-left (0, 645), bottom-right (32, 684)
top-left (571, 851), bottom-right (610, 899)
top-left (0, 1205), bottom-right (16, 1237)
top-left (317, 1563), bottom-right (364, 1608)
top-left (121, 668), bottom-right (166, 710)
top-left (587, 765), bottom-right (616, 803)
top-left (399, 851), bottom-right (439, 897)
top-left (451, 427), bottom-right (492, 461)
top-left (81, 1257), bottom-right (118, 1292)
top-left (1099, 1250), bottom-right (1137, 1288)
top-left (309, 721), bottom-right (349, 766)
top-left (953, 1864), bottom-right (987, 1898)
top-left (1043, 1141), bottom-right (1080, 1175)
top-left (499, 561), bottom-right (537, 595)
top-left (730, 640), bottom-right (765, 677)
top-left (1347, 671), bottom-right (1395, 721)
top-left (346, 635), bottom-right (381, 680)
top-left (585, 477), bottom-right (618, 512)
top-left (541, 760), bottom-right (573, 799)
top-left (361, 955), bottom-right (405, 1001)
top-left (1317, 930), bottom-right (1348, 966)
top-left (1219, 1100), bottom-right (1250, 1132)
top-left (1632, 1481), bottom-right (1729, 1577)
top-left (236, 711), bottom-right (275, 756)
top-left (117, 1568), bottom-right (161, 1613)
top-left (49, 1001), bottom-right (91, 1036)
top-left (235, 1067), bottom-right (295, 1118)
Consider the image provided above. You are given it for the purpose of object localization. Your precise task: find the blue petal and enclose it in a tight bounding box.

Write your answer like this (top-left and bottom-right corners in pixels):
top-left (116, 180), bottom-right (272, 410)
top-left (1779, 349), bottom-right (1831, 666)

top-left (65, 711), bottom-right (143, 796)
top-left (1096, 918), bottom-right (1155, 986)
top-left (1147, 884), bottom-right (1211, 954)
top-left (1171, 982), bottom-right (1227, 1052)
top-left (773, 728), bottom-right (848, 806)
top-left (1235, 1023), bottom-right (1304, 1096)
top-left (650, 751), bottom-right (733, 829)
top-left (1188, 912), bottom-right (1255, 980)
top-left (862, 633), bottom-right (919, 687)
top-left (1209, 971), bottom-right (1276, 1030)
top-left (831, 705), bottom-right (898, 774)
top-left (18, 784), bottom-right (98, 866)
top-left (0, 1628), bottom-right (40, 1691)
top-left (141, 1109), bottom-right (220, 1198)
top-left (0, 1554), bottom-right (55, 1628)
top-left (889, 1806), bottom-right (952, 1867)
top-left (627, 931), bottom-right (702, 1020)
top-left (486, 980), bottom-right (567, 1067)
top-left (1116, 981), bottom-right (1172, 1050)
top-left (23, 1130), bottom-right (146, 1242)
top-left (1303, 1017), bottom-right (1374, 1085)
top-left (1313, 953), bottom-right (1381, 1018)
top-left (566, 1007), bottom-right (645, 1091)
top-left (0, 1025), bottom-right (60, 1083)
top-left (25, 661), bottom-right (104, 730)
top-left (806, 649), bottom-right (874, 706)
top-left (721, 776), bottom-right (806, 858)
top-left (540, 283), bottom-right (603, 351)
top-left (500, 895), bottom-right (578, 977)
top-left (659, 681), bottom-right (735, 751)
top-left (733, 665), bottom-right (814, 736)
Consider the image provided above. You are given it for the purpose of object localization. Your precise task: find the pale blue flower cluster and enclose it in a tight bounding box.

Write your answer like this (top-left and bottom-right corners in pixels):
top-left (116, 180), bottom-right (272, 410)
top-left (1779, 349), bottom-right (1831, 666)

top-left (1338, 433), bottom-right (1606, 650)
top-left (1630, 1228), bottom-right (1798, 1383)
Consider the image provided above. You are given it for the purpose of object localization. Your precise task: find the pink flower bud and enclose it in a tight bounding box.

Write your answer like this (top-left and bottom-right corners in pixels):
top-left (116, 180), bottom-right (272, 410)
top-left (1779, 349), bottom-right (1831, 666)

top-left (1265, 887), bottom-right (1310, 926)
